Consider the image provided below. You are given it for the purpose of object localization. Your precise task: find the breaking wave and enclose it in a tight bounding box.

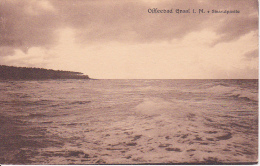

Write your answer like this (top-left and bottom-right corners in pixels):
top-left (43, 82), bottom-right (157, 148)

top-left (134, 98), bottom-right (173, 116)
top-left (205, 85), bottom-right (258, 102)
top-left (230, 90), bottom-right (258, 102)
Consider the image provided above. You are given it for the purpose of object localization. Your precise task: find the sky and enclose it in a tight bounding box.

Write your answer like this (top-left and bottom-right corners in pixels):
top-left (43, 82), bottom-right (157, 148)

top-left (0, 0), bottom-right (258, 79)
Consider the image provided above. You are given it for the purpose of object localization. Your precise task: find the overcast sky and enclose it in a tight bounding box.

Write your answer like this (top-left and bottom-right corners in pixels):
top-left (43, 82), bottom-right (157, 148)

top-left (0, 0), bottom-right (258, 79)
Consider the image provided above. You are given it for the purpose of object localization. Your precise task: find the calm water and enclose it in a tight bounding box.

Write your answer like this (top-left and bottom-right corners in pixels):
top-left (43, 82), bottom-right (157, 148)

top-left (0, 79), bottom-right (258, 164)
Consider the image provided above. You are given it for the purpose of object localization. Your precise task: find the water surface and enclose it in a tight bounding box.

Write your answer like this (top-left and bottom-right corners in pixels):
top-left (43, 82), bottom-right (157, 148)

top-left (0, 79), bottom-right (258, 164)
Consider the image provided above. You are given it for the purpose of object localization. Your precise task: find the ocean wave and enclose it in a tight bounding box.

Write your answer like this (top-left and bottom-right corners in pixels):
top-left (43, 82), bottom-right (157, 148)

top-left (134, 98), bottom-right (173, 116)
top-left (69, 101), bottom-right (91, 105)
top-left (205, 85), bottom-right (236, 94)
top-left (230, 90), bottom-right (258, 102)
top-left (205, 85), bottom-right (258, 102)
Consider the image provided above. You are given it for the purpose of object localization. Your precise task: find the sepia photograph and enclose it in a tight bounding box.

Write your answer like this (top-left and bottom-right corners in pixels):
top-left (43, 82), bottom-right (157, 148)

top-left (0, 0), bottom-right (258, 164)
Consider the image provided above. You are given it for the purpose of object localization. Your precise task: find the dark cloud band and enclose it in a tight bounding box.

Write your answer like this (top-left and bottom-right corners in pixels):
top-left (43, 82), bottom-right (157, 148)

top-left (0, 0), bottom-right (258, 56)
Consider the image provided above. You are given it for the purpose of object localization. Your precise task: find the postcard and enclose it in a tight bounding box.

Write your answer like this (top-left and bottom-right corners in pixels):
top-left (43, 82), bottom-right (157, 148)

top-left (0, 0), bottom-right (258, 164)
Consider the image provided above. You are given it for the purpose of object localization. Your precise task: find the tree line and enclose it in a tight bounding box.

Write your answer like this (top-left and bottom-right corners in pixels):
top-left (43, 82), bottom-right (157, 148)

top-left (0, 65), bottom-right (90, 80)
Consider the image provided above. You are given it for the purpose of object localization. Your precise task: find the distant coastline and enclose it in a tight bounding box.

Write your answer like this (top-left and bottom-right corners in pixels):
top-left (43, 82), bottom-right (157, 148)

top-left (0, 65), bottom-right (90, 80)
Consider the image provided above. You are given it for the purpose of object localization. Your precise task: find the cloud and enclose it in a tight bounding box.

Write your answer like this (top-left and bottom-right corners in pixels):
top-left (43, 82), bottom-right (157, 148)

top-left (243, 49), bottom-right (259, 61)
top-left (50, 0), bottom-right (210, 43)
top-left (220, 67), bottom-right (259, 79)
top-left (0, 46), bottom-right (15, 56)
top-left (212, 16), bottom-right (258, 45)
top-left (0, 0), bottom-right (60, 54)
top-left (0, 0), bottom-right (258, 79)
top-left (0, 0), bottom-right (258, 53)
top-left (49, 0), bottom-right (258, 45)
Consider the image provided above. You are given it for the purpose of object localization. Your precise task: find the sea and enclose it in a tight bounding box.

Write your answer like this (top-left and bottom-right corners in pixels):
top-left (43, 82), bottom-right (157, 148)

top-left (0, 79), bottom-right (258, 164)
